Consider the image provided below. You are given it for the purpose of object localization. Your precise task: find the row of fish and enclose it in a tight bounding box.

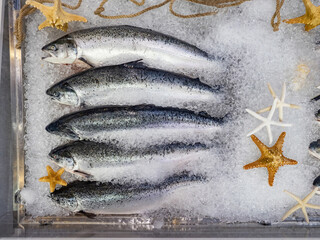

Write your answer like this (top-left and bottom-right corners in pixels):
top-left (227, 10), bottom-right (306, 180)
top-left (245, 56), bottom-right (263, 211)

top-left (310, 96), bottom-right (320, 186)
top-left (43, 25), bottom-right (227, 214)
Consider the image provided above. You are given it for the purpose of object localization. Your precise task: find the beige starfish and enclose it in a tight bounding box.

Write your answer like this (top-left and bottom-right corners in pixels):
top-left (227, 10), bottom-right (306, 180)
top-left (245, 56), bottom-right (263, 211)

top-left (257, 83), bottom-right (300, 122)
top-left (282, 187), bottom-right (320, 223)
top-left (26, 0), bottom-right (87, 31)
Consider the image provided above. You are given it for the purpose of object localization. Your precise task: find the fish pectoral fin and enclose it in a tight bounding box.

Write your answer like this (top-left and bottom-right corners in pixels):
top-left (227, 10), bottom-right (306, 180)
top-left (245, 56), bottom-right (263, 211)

top-left (123, 59), bottom-right (148, 69)
top-left (77, 210), bottom-right (96, 219)
top-left (78, 57), bottom-right (95, 68)
top-left (74, 170), bottom-right (92, 178)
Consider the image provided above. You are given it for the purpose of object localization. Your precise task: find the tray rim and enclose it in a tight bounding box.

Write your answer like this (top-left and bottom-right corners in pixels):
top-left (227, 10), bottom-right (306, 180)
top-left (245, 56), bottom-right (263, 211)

top-left (8, 0), bottom-right (320, 234)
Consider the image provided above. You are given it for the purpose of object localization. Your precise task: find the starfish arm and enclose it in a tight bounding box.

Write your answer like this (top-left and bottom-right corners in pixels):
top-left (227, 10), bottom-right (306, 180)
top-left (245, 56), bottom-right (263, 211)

top-left (268, 83), bottom-right (277, 99)
top-left (251, 134), bottom-right (269, 154)
top-left (26, 0), bottom-right (52, 16)
top-left (303, 0), bottom-right (318, 16)
top-left (282, 205), bottom-right (301, 221)
top-left (279, 106), bottom-right (284, 122)
top-left (247, 123), bottom-right (265, 137)
top-left (282, 157), bottom-right (298, 166)
top-left (284, 190), bottom-right (303, 204)
top-left (283, 15), bottom-right (310, 24)
top-left (288, 104), bottom-right (300, 109)
top-left (243, 158), bottom-right (265, 170)
top-left (266, 124), bottom-right (273, 145)
top-left (305, 23), bottom-right (317, 31)
top-left (57, 179), bottom-right (68, 186)
top-left (56, 168), bottom-right (65, 176)
top-left (46, 166), bottom-right (55, 176)
top-left (274, 132), bottom-right (286, 150)
top-left (271, 121), bottom-right (292, 127)
top-left (246, 109), bottom-right (266, 121)
top-left (268, 98), bottom-right (279, 121)
top-left (301, 206), bottom-right (310, 223)
top-left (257, 106), bottom-right (272, 114)
top-left (305, 203), bottom-right (320, 210)
top-left (304, 187), bottom-right (319, 202)
top-left (49, 182), bottom-right (56, 193)
top-left (39, 176), bottom-right (50, 182)
top-left (267, 166), bottom-right (278, 186)
top-left (281, 82), bottom-right (286, 102)
top-left (61, 11), bottom-right (87, 23)
top-left (38, 20), bottom-right (52, 30)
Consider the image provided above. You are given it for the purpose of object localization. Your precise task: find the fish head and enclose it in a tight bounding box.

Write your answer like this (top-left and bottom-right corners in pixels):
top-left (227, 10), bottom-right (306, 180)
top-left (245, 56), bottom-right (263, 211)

top-left (49, 145), bottom-right (76, 171)
top-left (46, 119), bottom-right (80, 140)
top-left (42, 36), bottom-right (77, 64)
top-left (309, 139), bottom-right (320, 159)
top-left (50, 190), bottom-right (78, 211)
top-left (46, 82), bottom-right (79, 106)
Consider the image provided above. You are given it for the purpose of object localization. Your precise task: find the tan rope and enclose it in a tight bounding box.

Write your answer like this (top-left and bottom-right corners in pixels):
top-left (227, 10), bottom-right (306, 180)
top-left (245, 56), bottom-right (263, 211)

top-left (169, 0), bottom-right (218, 18)
top-left (94, 0), bottom-right (171, 19)
top-left (14, 0), bottom-right (83, 48)
top-left (95, 0), bottom-right (248, 19)
top-left (271, 0), bottom-right (285, 32)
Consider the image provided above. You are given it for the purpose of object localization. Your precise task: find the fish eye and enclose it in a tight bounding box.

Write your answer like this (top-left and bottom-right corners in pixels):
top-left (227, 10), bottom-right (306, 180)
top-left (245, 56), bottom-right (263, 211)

top-left (49, 45), bottom-right (57, 51)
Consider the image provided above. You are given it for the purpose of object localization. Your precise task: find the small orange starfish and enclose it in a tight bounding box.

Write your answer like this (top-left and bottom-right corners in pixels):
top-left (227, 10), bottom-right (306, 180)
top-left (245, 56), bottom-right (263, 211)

top-left (283, 0), bottom-right (320, 31)
top-left (39, 165), bottom-right (67, 192)
top-left (243, 132), bottom-right (298, 187)
top-left (26, 0), bottom-right (87, 31)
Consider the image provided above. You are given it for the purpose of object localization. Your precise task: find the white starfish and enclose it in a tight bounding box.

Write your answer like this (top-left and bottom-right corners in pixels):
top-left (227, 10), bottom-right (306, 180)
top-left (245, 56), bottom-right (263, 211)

top-left (257, 83), bottom-right (300, 122)
top-left (282, 187), bottom-right (320, 223)
top-left (246, 98), bottom-right (292, 144)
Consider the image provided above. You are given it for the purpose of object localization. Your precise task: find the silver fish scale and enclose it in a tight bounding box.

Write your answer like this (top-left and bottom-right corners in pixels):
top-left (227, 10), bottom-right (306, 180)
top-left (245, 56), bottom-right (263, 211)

top-left (67, 65), bottom-right (218, 93)
top-left (53, 141), bottom-right (209, 167)
top-left (70, 25), bottom-right (210, 60)
top-left (67, 106), bottom-right (220, 133)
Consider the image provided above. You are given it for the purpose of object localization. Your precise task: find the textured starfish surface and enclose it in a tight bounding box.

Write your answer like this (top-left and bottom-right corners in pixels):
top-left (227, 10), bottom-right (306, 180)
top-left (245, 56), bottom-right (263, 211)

top-left (282, 187), bottom-right (320, 223)
top-left (243, 132), bottom-right (298, 186)
top-left (39, 165), bottom-right (67, 192)
top-left (26, 0), bottom-right (87, 31)
top-left (257, 83), bottom-right (300, 122)
top-left (246, 98), bottom-right (292, 144)
top-left (283, 0), bottom-right (320, 31)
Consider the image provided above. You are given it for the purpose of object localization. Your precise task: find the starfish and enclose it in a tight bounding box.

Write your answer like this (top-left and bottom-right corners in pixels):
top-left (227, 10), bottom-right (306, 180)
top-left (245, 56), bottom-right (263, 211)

top-left (282, 187), bottom-right (320, 223)
top-left (283, 0), bottom-right (320, 31)
top-left (246, 98), bottom-right (292, 144)
top-left (26, 0), bottom-right (87, 31)
top-left (243, 132), bottom-right (298, 186)
top-left (257, 83), bottom-right (300, 122)
top-left (39, 165), bottom-right (67, 193)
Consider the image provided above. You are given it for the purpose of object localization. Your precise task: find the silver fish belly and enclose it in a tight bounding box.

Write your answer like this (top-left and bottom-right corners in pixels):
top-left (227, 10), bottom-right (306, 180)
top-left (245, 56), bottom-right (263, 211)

top-left (45, 105), bottom-right (224, 140)
top-left (42, 25), bottom-right (226, 78)
top-left (46, 64), bottom-right (225, 113)
top-left (49, 140), bottom-right (210, 177)
top-left (50, 172), bottom-right (203, 214)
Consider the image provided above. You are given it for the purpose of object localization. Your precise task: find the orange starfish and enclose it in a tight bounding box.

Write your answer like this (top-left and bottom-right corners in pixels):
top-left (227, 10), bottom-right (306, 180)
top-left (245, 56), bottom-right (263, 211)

top-left (243, 132), bottom-right (298, 187)
top-left (283, 0), bottom-right (320, 31)
top-left (39, 165), bottom-right (67, 192)
top-left (26, 0), bottom-right (87, 31)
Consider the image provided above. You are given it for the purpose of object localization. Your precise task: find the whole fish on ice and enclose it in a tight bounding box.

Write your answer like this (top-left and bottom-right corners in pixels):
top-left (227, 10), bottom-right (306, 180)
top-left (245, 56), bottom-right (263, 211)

top-left (46, 63), bottom-right (226, 115)
top-left (50, 172), bottom-right (204, 214)
top-left (42, 25), bottom-right (226, 78)
top-left (49, 140), bottom-right (210, 178)
top-left (45, 105), bottom-right (224, 140)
